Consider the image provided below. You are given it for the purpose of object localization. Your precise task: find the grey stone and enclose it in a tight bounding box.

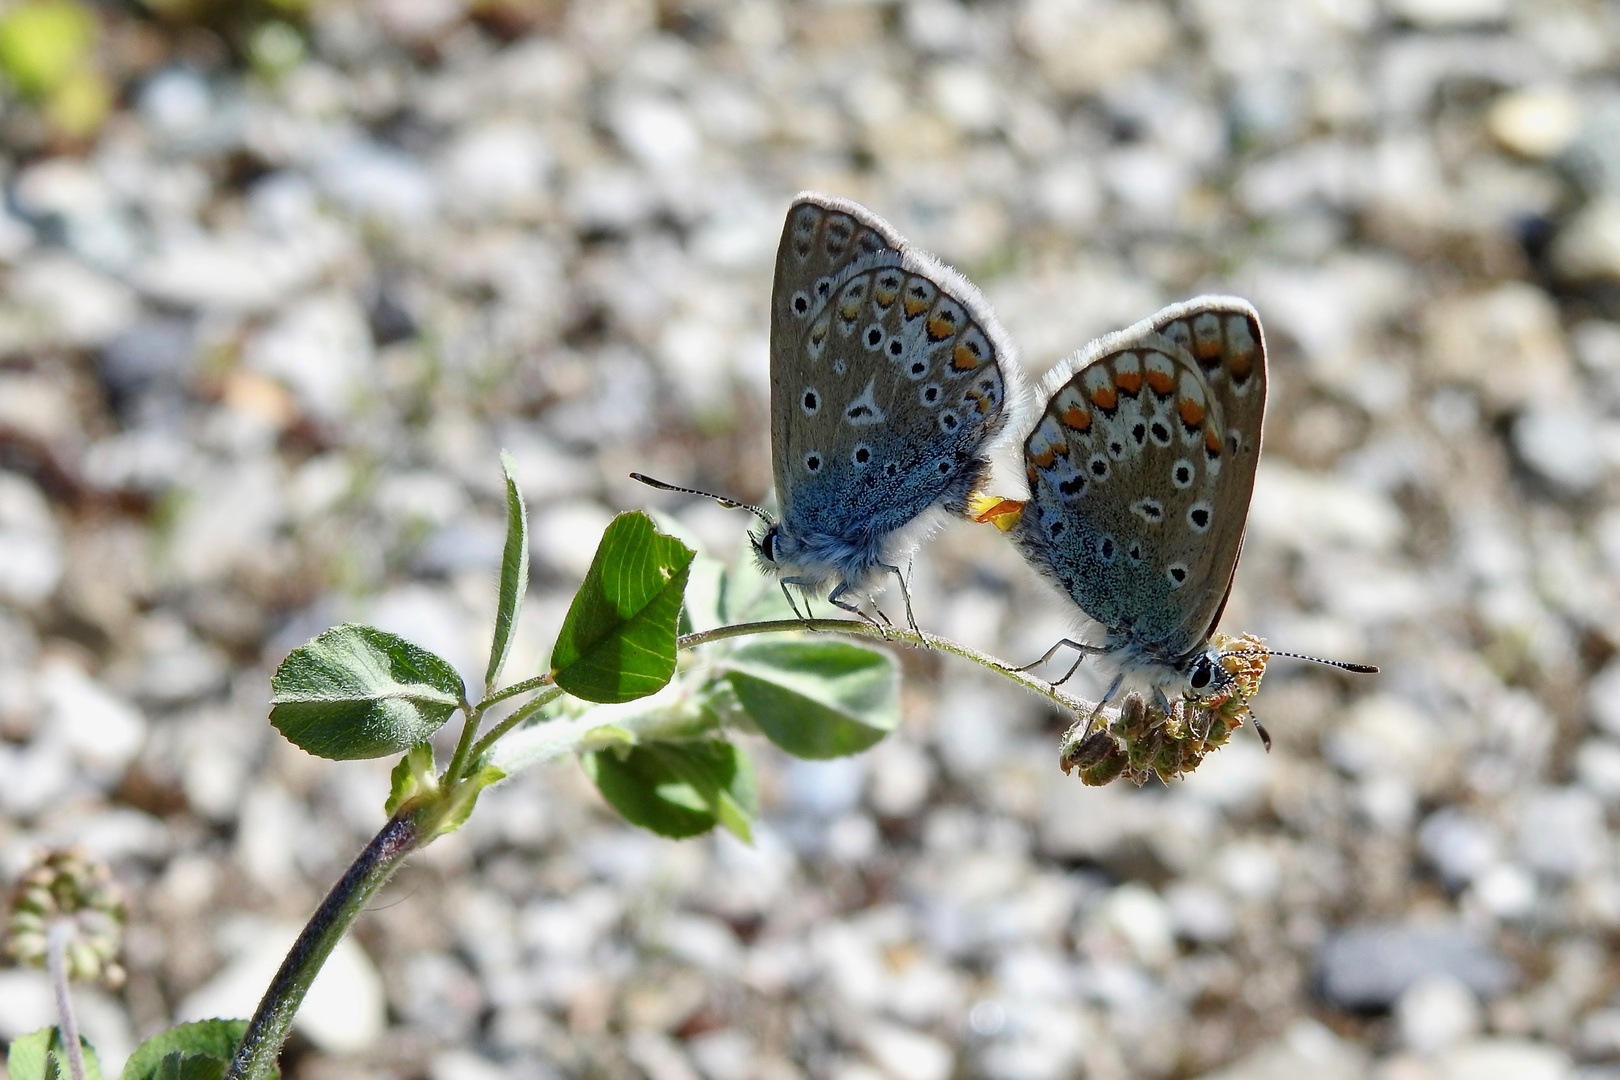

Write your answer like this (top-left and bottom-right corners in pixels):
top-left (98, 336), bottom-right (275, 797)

top-left (0, 472), bottom-right (62, 609)
top-left (1437, 1040), bottom-right (1570, 1080)
top-left (1512, 402), bottom-right (1608, 493)
top-left (1418, 808), bottom-right (1503, 889)
top-left (1516, 787), bottom-right (1607, 879)
top-left (1315, 924), bottom-right (1515, 1010)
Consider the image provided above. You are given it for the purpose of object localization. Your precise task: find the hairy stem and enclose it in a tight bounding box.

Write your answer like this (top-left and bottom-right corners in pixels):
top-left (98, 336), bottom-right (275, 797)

top-left (443, 707), bottom-right (482, 786)
top-left (45, 921), bottom-right (85, 1080)
top-left (469, 685), bottom-right (566, 764)
top-left (478, 673), bottom-right (553, 711)
top-left (676, 618), bottom-right (1092, 715)
top-left (225, 814), bottom-right (421, 1080)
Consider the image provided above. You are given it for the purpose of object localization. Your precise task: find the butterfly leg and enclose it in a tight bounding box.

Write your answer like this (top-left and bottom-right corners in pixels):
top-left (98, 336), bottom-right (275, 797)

top-left (828, 582), bottom-right (890, 638)
top-left (779, 579), bottom-right (814, 628)
top-left (1014, 639), bottom-right (1104, 684)
top-left (877, 562), bottom-right (928, 647)
top-left (1080, 672), bottom-right (1126, 740)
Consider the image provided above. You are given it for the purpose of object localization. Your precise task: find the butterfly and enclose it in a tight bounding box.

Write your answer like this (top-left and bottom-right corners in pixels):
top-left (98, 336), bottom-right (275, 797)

top-left (636, 192), bottom-right (1021, 631)
top-left (980, 296), bottom-right (1374, 740)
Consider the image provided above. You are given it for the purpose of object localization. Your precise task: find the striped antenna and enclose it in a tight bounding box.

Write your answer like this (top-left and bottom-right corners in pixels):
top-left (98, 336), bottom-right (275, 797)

top-left (1252, 650), bottom-right (1378, 674)
top-left (630, 473), bottom-right (775, 525)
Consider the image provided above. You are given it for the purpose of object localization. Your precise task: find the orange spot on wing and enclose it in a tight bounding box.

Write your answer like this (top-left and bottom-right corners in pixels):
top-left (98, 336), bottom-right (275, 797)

top-left (966, 389), bottom-right (992, 413)
top-left (1090, 385), bottom-right (1118, 411)
top-left (1179, 398), bottom-right (1204, 427)
top-left (1196, 339), bottom-right (1222, 361)
top-left (1113, 370), bottom-right (1142, 395)
top-left (1146, 369), bottom-right (1174, 395)
top-left (1026, 464), bottom-right (1038, 487)
top-left (903, 295), bottom-right (929, 318)
top-left (1061, 405), bottom-right (1092, 431)
top-left (1030, 446), bottom-right (1056, 468)
top-left (927, 314), bottom-right (957, 341)
top-left (1205, 428), bottom-right (1221, 455)
top-left (1228, 351), bottom-right (1254, 378)
top-left (953, 345), bottom-right (982, 370)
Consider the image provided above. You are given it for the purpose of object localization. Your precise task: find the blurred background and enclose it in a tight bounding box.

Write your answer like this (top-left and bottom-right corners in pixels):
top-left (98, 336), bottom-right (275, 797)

top-left (0, 0), bottom-right (1617, 1078)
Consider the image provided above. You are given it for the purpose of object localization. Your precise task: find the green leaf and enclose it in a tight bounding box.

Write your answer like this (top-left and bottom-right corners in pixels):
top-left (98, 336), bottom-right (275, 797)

top-left (583, 739), bottom-right (755, 840)
top-left (120, 1020), bottom-right (253, 1080)
top-left (430, 762), bottom-right (507, 838)
top-left (550, 512), bottom-right (695, 704)
top-left (384, 743), bottom-right (436, 816)
top-left (9, 1026), bottom-right (105, 1080)
top-left (270, 624), bottom-right (466, 760)
top-left (485, 451), bottom-right (530, 692)
top-left (724, 639), bottom-right (899, 759)
top-left (152, 1054), bottom-right (224, 1080)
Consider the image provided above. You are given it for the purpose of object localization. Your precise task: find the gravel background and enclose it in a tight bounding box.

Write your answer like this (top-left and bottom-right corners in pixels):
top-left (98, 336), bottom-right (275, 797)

top-left (2, 1), bottom-right (1620, 1078)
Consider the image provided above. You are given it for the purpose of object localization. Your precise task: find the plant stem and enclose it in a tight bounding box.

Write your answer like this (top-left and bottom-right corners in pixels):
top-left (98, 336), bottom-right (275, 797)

top-left (469, 685), bottom-right (566, 764)
top-left (45, 920), bottom-right (86, 1080)
top-left (478, 673), bottom-right (554, 710)
top-left (676, 618), bottom-right (1093, 716)
top-left (225, 813), bottom-right (422, 1080)
top-left (443, 707), bottom-right (482, 785)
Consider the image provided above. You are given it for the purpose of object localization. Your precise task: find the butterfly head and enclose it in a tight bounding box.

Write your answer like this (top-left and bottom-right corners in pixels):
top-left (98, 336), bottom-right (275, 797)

top-left (1186, 649), bottom-right (1234, 698)
top-left (752, 523), bottom-right (789, 568)
top-left (1171, 633), bottom-right (1271, 719)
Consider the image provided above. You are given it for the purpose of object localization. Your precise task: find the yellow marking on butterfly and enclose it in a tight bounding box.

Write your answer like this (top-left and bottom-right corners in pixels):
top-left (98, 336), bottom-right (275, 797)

top-left (968, 493), bottom-right (1024, 532)
top-left (953, 344), bottom-right (981, 370)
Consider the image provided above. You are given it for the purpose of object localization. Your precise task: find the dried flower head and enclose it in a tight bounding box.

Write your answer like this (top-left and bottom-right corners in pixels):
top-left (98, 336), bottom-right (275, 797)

top-left (1059, 633), bottom-right (1271, 786)
top-left (5, 848), bottom-right (126, 988)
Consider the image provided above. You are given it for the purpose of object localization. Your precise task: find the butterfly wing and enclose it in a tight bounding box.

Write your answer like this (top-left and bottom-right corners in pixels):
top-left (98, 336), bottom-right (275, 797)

top-left (1013, 297), bottom-right (1266, 659)
top-left (769, 193), bottom-right (1020, 560)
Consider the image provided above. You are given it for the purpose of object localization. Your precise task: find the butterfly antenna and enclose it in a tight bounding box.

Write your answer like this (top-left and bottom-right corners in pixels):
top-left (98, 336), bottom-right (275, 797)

top-left (1248, 710), bottom-right (1273, 752)
top-left (630, 473), bottom-right (775, 525)
top-left (1249, 649), bottom-right (1379, 675)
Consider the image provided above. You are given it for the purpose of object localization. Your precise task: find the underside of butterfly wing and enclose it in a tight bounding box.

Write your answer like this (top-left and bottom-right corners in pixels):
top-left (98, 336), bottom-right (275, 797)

top-left (1012, 297), bottom-right (1266, 663)
top-left (767, 193), bottom-right (1019, 586)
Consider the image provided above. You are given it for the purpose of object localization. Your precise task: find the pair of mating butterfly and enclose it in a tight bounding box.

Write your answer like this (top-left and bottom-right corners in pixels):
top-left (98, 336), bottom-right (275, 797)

top-left (635, 193), bottom-right (1375, 737)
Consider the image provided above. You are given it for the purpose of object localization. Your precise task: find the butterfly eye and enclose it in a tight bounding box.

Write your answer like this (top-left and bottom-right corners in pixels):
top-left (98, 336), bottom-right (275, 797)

top-left (758, 528), bottom-right (780, 564)
top-left (1189, 656), bottom-right (1213, 690)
